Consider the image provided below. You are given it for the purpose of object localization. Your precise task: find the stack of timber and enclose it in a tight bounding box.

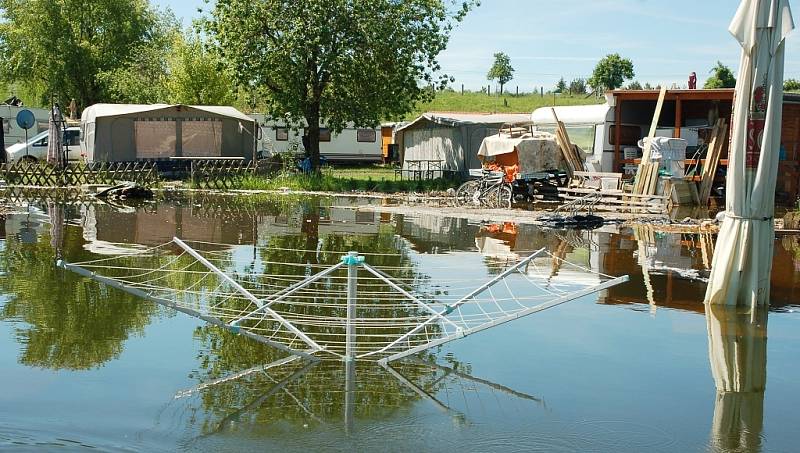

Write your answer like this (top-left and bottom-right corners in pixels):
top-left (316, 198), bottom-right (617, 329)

top-left (632, 86), bottom-right (668, 196)
top-left (550, 108), bottom-right (585, 177)
top-left (558, 171), bottom-right (668, 214)
top-left (698, 119), bottom-right (728, 204)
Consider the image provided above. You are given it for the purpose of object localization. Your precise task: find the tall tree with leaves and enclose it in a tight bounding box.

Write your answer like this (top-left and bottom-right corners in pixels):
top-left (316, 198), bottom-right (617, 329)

top-left (568, 78), bottom-right (586, 95)
top-left (588, 53), bottom-right (635, 94)
top-left (101, 30), bottom-right (237, 106)
top-left (704, 61), bottom-right (737, 88)
top-left (0, 0), bottom-right (173, 109)
top-left (206, 0), bottom-right (476, 171)
top-left (487, 52), bottom-right (514, 94)
top-left (554, 77), bottom-right (567, 94)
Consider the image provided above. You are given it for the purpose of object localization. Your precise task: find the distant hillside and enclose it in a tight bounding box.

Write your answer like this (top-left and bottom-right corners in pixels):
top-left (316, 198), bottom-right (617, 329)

top-left (405, 90), bottom-right (603, 119)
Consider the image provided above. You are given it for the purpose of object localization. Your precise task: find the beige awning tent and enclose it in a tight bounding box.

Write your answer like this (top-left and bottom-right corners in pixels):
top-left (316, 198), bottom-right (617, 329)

top-left (706, 304), bottom-right (767, 451)
top-left (79, 104), bottom-right (257, 163)
top-left (705, 0), bottom-right (794, 307)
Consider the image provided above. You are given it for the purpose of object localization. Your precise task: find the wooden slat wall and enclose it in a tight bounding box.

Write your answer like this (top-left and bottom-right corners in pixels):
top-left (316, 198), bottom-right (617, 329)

top-left (779, 103), bottom-right (800, 201)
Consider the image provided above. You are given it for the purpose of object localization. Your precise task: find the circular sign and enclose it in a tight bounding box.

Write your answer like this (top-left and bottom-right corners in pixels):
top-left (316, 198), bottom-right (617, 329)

top-left (16, 109), bottom-right (36, 130)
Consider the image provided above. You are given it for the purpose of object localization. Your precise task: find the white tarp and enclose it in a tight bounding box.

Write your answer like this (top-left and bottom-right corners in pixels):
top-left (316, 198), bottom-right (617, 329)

top-left (705, 0), bottom-right (794, 307)
top-left (477, 132), bottom-right (563, 172)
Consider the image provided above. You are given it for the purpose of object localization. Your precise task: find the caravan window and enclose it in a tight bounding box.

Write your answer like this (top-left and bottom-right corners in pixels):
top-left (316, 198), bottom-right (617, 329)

top-left (275, 127), bottom-right (288, 141)
top-left (539, 124), bottom-right (596, 153)
top-left (356, 129), bottom-right (376, 143)
top-left (319, 128), bottom-right (331, 142)
top-left (609, 125), bottom-right (641, 146)
top-left (303, 128), bottom-right (332, 142)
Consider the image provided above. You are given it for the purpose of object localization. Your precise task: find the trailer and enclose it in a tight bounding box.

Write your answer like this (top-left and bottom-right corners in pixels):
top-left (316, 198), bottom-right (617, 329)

top-left (254, 116), bottom-right (384, 163)
top-left (0, 105), bottom-right (50, 149)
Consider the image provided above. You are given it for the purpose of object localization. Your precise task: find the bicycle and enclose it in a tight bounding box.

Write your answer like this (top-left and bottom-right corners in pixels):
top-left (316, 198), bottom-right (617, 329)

top-left (454, 169), bottom-right (512, 209)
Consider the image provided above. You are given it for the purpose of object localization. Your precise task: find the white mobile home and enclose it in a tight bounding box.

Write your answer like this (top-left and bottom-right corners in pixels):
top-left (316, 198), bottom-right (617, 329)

top-left (254, 116), bottom-right (383, 163)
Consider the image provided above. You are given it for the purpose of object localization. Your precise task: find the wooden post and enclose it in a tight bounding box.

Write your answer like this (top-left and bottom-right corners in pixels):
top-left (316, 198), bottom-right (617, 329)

top-left (614, 97), bottom-right (622, 172)
top-left (674, 99), bottom-right (682, 138)
top-left (516, 86), bottom-right (519, 96)
top-left (461, 84), bottom-right (464, 95)
top-left (488, 85), bottom-right (491, 96)
top-left (540, 87), bottom-right (544, 98)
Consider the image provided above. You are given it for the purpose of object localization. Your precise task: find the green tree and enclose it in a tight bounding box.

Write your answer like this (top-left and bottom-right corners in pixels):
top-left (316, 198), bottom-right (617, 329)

top-left (588, 53), bottom-right (635, 93)
top-left (487, 52), bottom-right (514, 94)
top-left (206, 0), bottom-right (476, 172)
top-left (626, 80), bottom-right (643, 90)
top-left (554, 77), bottom-right (566, 94)
top-left (784, 78), bottom-right (800, 91)
top-left (568, 78), bottom-right (586, 95)
top-left (704, 61), bottom-right (736, 88)
top-left (100, 30), bottom-right (237, 106)
top-left (166, 33), bottom-right (235, 105)
top-left (0, 0), bottom-right (173, 109)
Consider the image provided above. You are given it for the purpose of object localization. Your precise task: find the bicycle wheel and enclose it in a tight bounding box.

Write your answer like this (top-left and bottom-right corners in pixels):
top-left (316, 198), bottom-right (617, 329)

top-left (497, 184), bottom-right (512, 209)
top-left (454, 180), bottom-right (480, 206)
top-left (485, 184), bottom-right (512, 209)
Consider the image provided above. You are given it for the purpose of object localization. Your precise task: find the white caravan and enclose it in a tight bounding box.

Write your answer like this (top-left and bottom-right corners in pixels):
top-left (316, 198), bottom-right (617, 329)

top-left (531, 96), bottom-right (653, 173)
top-left (254, 116), bottom-right (383, 163)
top-left (0, 105), bottom-right (51, 149)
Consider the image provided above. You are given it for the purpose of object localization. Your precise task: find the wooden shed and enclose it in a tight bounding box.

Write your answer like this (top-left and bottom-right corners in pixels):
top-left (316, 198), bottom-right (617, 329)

top-left (609, 89), bottom-right (800, 202)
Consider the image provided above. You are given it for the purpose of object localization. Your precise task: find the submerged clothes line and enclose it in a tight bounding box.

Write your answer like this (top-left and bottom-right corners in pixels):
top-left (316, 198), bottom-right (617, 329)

top-left (58, 237), bottom-right (628, 363)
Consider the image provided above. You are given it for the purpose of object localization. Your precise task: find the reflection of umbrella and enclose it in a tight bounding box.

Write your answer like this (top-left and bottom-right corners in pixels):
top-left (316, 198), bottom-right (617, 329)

top-left (47, 104), bottom-right (64, 166)
top-left (706, 0), bottom-right (794, 307)
top-left (48, 202), bottom-right (65, 258)
top-left (706, 304), bottom-right (767, 452)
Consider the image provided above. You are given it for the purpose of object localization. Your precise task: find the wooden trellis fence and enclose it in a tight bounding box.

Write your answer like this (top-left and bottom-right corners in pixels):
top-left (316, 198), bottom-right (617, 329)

top-left (2, 161), bottom-right (159, 187)
top-left (187, 158), bottom-right (271, 190)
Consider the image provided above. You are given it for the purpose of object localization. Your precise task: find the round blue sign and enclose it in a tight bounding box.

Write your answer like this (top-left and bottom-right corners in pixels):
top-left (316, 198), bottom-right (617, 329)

top-left (16, 109), bottom-right (36, 130)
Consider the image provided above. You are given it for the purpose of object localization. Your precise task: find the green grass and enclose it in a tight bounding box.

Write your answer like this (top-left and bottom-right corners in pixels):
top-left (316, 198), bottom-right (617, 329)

top-left (230, 167), bottom-right (460, 194)
top-left (406, 90), bottom-right (603, 118)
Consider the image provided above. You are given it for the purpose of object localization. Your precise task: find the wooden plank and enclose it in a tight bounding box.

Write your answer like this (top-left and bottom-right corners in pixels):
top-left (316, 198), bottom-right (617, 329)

top-left (633, 86), bottom-right (668, 195)
top-left (641, 86), bottom-right (668, 164)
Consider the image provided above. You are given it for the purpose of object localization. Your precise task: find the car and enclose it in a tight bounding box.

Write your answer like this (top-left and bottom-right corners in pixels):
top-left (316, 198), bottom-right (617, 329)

top-left (5, 126), bottom-right (81, 163)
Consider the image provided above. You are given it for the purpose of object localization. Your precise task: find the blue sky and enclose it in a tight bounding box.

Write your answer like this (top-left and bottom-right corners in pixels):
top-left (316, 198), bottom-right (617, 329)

top-left (156, 0), bottom-right (800, 92)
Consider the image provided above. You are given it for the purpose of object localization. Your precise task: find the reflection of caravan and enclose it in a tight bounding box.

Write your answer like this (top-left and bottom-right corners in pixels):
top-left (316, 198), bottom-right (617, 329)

top-left (254, 116), bottom-right (384, 163)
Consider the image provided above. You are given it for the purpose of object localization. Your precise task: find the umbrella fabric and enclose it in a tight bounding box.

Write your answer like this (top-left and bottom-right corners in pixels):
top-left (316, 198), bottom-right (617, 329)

top-left (705, 0), bottom-right (794, 307)
top-left (706, 304), bottom-right (767, 451)
top-left (46, 105), bottom-right (64, 166)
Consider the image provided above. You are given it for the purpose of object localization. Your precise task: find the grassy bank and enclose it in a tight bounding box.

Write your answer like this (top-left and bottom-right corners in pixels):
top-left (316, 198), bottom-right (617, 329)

top-left (222, 166), bottom-right (460, 194)
top-left (407, 90), bottom-right (603, 118)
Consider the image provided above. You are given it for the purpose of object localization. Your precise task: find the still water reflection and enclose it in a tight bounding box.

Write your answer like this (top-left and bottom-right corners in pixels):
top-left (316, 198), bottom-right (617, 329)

top-left (0, 193), bottom-right (798, 452)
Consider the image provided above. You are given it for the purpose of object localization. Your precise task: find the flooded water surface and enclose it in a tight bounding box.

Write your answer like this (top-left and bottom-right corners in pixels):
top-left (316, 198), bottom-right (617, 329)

top-left (0, 193), bottom-right (798, 452)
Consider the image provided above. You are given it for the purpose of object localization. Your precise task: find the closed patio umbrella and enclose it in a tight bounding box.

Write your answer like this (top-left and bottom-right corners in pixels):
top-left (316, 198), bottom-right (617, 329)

top-left (705, 0), bottom-right (794, 307)
top-left (46, 103), bottom-right (64, 166)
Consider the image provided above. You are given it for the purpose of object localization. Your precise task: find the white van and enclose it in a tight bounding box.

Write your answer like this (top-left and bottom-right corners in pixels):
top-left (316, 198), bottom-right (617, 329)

top-left (5, 126), bottom-right (82, 163)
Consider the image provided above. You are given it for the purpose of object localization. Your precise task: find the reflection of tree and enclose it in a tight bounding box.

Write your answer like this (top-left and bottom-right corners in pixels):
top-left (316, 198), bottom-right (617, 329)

top-left (0, 225), bottom-right (157, 370)
top-left (185, 197), bottom-right (455, 432)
